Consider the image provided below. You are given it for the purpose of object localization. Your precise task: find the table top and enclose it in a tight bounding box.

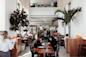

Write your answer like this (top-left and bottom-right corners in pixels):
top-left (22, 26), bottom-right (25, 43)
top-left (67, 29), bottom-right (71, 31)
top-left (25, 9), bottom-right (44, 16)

top-left (32, 43), bottom-right (54, 54)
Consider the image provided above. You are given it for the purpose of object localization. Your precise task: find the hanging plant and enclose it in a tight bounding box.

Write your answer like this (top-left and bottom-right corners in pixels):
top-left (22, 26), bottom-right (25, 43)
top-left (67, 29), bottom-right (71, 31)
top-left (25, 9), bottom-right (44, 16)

top-left (9, 8), bottom-right (29, 31)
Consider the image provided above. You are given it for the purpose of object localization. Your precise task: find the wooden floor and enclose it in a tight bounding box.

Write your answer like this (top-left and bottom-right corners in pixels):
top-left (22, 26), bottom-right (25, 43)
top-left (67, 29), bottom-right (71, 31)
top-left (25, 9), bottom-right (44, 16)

top-left (19, 46), bottom-right (70, 57)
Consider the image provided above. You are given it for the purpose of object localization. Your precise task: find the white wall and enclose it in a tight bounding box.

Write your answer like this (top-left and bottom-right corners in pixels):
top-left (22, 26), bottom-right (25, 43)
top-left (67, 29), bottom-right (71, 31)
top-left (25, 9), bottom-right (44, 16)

top-left (5, 0), bottom-right (17, 35)
top-left (0, 0), bottom-right (17, 35)
top-left (58, 0), bottom-right (71, 10)
top-left (70, 0), bottom-right (86, 36)
top-left (58, 20), bottom-right (65, 35)
top-left (0, 0), bottom-right (6, 31)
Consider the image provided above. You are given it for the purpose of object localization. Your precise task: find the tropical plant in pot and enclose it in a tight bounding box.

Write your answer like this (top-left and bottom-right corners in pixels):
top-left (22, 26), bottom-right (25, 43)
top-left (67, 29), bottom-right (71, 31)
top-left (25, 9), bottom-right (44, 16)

top-left (55, 2), bottom-right (81, 37)
top-left (9, 8), bottom-right (29, 35)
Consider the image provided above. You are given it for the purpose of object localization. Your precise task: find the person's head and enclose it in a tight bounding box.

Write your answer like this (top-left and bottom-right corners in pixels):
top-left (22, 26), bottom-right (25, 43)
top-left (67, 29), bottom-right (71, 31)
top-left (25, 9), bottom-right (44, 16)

top-left (17, 34), bottom-right (21, 37)
top-left (52, 30), bottom-right (58, 36)
top-left (38, 33), bottom-right (43, 39)
top-left (3, 31), bottom-right (8, 38)
top-left (44, 28), bottom-right (47, 31)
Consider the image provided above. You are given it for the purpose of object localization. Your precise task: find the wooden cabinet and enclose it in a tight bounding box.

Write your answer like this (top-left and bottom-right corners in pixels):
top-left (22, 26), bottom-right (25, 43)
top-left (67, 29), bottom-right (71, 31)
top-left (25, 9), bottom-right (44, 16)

top-left (66, 37), bottom-right (83, 57)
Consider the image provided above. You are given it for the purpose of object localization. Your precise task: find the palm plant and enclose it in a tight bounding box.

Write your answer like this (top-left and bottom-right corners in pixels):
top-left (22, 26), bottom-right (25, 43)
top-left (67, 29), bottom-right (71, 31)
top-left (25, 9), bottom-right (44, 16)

top-left (55, 4), bottom-right (81, 37)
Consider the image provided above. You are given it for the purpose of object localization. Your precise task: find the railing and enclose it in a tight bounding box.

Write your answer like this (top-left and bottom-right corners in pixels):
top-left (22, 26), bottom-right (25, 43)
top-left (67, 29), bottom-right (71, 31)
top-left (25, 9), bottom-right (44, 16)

top-left (30, 7), bottom-right (58, 17)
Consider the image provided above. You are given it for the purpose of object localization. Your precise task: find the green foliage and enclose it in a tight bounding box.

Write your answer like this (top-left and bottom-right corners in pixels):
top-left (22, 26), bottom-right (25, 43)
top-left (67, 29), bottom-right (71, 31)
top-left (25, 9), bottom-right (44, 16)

top-left (55, 7), bottom-right (81, 25)
top-left (9, 9), bottom-right (29, 31)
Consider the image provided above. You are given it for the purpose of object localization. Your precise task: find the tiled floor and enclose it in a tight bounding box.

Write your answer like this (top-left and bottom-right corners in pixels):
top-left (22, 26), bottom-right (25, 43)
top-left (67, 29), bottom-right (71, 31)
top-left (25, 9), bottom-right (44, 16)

top-left (19, 46), bottom-right (70, 57)
top-left (59, 47), bottom-right (70, 57)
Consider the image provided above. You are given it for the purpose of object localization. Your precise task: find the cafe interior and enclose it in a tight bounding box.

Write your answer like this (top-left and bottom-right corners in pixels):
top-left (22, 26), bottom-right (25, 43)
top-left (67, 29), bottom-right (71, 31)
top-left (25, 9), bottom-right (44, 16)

top-left (0, 0), bottom-right (86, 57)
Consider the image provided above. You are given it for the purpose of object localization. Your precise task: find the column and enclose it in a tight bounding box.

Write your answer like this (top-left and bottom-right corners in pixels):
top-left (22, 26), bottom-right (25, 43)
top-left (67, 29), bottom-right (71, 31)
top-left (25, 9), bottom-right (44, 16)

top-left (5, 0), bottom-right (17, 34)
top-left (0, 0), bottom-right (6, 31)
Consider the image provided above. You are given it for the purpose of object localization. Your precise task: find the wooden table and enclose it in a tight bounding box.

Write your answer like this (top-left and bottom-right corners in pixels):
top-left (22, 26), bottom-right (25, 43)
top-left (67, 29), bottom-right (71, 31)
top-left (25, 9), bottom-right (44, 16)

top-left (33, 44), bottom-right (55, 57)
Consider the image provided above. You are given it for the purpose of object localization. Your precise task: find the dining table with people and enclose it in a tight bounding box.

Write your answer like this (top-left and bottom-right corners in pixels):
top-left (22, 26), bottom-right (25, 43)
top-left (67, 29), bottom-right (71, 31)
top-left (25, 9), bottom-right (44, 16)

top-left (0, 29), bottom-right (62, 57)
top-left (31, 30), bottom-right (61, 57)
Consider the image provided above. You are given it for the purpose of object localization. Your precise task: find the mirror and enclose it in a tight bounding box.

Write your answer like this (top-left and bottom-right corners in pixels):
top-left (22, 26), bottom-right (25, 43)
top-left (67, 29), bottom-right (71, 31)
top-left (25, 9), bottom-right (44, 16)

top-left (30, 0), bottom-right (58, 7)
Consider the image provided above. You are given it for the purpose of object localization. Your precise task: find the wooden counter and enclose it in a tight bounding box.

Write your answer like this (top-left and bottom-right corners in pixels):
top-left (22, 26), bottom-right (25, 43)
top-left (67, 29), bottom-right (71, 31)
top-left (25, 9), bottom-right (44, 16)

top-left (66, 37), bottom-right (86, 57)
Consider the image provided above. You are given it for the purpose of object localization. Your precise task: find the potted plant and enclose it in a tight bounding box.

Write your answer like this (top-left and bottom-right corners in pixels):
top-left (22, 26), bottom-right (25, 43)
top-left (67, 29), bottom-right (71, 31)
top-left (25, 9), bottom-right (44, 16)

top-left (55, 2), bottom-right (81, 37)
top-left (9, 8), bottom-right (29, 35)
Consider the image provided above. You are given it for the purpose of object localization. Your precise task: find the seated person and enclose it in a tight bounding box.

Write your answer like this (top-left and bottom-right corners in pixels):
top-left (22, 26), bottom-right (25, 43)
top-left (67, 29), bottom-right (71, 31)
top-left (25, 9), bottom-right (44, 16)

top-left (33, 35), bottom-right (43, 48)
top-left (31, 34), bottom-right (43, 57)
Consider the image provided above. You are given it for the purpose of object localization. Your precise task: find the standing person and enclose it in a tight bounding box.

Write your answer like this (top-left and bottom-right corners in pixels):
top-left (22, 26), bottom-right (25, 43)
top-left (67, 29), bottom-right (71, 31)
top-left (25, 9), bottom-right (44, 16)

top-left (0, 31), bottom-right (15, 57)
top-left (43, 29), bottom-right (47, 37)
top-left (49, 30), bottom-right (60, 57)
top-left (43, 29), bottom-right (49, 41)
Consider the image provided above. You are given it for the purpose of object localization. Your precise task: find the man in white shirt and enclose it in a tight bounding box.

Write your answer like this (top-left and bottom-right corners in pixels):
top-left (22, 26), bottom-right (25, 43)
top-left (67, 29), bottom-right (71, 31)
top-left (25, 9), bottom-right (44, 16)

top-left (0, 31), bottom-right (15, 57)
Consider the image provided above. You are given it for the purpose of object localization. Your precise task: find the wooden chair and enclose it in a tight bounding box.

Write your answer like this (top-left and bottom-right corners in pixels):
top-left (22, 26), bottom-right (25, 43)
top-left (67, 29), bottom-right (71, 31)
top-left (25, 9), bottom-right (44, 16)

top-left (10, 35), bottom-right (22, 57)
top-left (10, 44), bottom-right (18, 57)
